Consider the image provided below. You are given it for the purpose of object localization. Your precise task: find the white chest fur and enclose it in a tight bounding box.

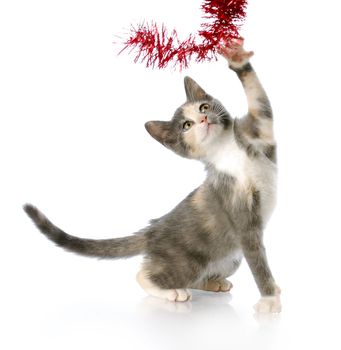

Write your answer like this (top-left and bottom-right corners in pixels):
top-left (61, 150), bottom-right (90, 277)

top-left (209, 136), bottom-right (249, 184)
top-left (207, 136), bottom-right (277, 224)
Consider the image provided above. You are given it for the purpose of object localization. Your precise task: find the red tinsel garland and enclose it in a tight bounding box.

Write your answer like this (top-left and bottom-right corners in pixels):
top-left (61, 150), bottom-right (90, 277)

top-left (120, 0), bottom-right (247, 69)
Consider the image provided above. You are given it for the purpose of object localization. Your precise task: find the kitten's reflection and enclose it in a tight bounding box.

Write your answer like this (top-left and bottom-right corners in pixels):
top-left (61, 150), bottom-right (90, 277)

top-left (139, 290), bottom-right (281, 328)
top-left (254, 309), bottom-right (281, 327)
top-left (140, 296), bottom-right (193, 314)
top-left (138, 290), bottom-right (236, 318)
top-left (137, 291), bottom-right (281, 349)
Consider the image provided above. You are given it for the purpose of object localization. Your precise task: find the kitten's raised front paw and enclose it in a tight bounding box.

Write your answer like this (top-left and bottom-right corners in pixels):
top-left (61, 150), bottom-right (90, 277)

top-left (219, 38), bottom-right (254, 69)
top-left (254, 295), bottom-right (282, 314)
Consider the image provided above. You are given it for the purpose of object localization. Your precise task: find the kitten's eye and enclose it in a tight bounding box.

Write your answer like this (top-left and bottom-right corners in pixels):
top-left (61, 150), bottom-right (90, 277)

top-left (183, 121), bottom-right (194, 131)
top-left (199, 103), bottom-right (210, 113)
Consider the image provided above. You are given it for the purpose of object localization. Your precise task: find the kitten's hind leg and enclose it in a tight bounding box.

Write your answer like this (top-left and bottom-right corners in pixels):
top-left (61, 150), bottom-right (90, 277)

top-left (136, 269), bottom-right (192, 302)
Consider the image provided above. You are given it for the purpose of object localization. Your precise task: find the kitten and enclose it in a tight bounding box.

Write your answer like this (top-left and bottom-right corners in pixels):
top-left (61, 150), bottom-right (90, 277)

top-left (24, 39), bottom-right (281, 313)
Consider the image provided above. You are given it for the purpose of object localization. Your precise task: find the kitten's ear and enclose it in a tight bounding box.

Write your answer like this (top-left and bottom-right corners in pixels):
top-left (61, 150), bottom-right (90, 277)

top-left (145, 121), bottom-right (176, 146)
top-left (184, 76), bottom-right (211, 102)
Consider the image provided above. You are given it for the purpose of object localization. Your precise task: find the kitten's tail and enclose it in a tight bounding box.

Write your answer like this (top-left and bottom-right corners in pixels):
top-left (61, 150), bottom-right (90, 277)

top-left (23, 204), bottom-right (147, 259)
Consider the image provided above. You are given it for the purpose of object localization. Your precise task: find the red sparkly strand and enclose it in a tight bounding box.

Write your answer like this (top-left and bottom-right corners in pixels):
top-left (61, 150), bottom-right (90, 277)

top-left (119, 0), bottom-right (247, 69)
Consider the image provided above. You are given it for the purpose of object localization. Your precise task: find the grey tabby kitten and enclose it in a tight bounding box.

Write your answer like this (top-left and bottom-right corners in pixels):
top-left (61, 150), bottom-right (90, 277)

top-left (24, 39), bottom-right (281, 313)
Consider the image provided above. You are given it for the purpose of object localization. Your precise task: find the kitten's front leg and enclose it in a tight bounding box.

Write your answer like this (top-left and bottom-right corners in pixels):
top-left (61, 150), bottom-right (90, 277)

top-left (241, 230), bottom-right (281, 313)
top-left (219, 39), bottom-right (275, 148)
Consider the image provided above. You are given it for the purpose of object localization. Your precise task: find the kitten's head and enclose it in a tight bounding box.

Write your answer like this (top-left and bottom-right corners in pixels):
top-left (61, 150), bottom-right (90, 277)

top-left (145, 77), bottom-right (232, 159)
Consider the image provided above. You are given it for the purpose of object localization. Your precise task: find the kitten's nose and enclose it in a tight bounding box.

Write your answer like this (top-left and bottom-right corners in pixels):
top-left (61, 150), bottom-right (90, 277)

top-left (200, 115), bottom-right (208, 123)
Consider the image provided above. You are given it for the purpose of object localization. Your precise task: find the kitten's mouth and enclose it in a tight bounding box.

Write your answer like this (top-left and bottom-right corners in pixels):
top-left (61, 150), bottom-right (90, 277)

top-left (202, 123), bottom-right (214, 141)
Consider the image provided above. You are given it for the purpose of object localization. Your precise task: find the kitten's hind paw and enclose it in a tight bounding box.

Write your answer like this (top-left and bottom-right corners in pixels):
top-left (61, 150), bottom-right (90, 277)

top-left (205, 279), bottom-right (233, 292)
top-left (136, 269), bottom-right (192, 302)
top-left (218, 279), bottom-right (233, 292)
top-left (174, 289), bottom-right (192, 302)
top-left (192, 279), bottom-right (233, 292)
top-left (162, 288), bottom-right (192, 302)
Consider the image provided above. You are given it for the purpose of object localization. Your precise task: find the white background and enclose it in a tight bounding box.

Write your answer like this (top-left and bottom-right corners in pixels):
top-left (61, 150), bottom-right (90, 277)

top-left (1, 0), bottom-right (341, 349)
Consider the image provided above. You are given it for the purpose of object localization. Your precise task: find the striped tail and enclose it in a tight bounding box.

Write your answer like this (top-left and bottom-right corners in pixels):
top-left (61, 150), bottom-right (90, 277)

top-left (23, 204), bottom-right (146, 259)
